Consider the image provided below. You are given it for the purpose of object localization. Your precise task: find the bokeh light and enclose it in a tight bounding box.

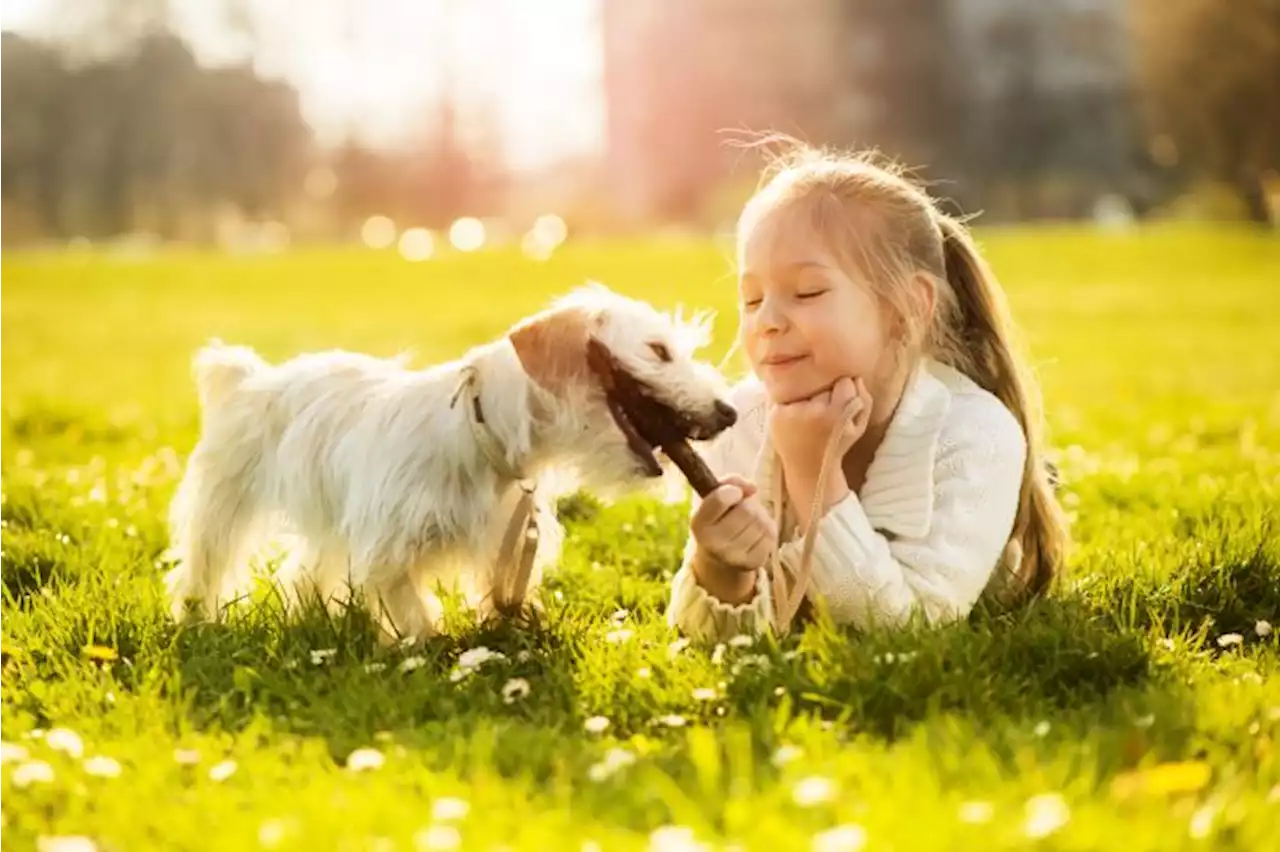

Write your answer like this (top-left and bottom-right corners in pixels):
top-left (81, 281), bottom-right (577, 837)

top-left (361, 216), bottom-right (396, 250)
top-left (398, 227), bottom-right (434, 262)
top-left (449, 217), bottom-right (486, 252)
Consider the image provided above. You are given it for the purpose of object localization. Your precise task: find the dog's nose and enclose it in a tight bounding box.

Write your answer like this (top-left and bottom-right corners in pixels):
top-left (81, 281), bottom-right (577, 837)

top-left (713, 400), bottom-right (737, 429)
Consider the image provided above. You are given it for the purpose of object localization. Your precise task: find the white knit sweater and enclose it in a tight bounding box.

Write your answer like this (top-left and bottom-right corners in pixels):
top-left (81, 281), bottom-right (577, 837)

top-left (667, 359), bottom-right (1027, 640)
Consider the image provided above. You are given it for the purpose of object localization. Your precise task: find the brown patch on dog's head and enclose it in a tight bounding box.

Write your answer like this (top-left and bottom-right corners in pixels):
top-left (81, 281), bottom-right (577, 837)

top-left (508, 305), bottom-right (595, 393)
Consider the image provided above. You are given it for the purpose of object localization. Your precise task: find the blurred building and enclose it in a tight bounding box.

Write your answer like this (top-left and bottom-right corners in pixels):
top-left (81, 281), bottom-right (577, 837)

top-left (602, 0), bottom-right (1136, 223)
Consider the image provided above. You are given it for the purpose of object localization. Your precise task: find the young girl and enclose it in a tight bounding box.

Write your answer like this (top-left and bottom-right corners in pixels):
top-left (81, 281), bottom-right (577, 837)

top-left (668, 145), bottom-right (1068, 640)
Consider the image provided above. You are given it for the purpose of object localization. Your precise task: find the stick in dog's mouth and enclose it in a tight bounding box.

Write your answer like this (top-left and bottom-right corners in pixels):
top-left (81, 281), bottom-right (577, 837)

top-left (586, 338), bottom-right (722, 496)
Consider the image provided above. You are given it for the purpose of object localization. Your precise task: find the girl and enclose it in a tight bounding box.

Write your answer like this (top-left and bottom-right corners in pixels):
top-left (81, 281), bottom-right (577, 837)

top-left (668, 145), bottom-right (1068, 640)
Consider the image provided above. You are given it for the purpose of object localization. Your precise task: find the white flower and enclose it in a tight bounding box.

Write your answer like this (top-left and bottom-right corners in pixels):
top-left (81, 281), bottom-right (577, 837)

top-left (812, 824), bottom-right (867, 852)
top-left (647, 825), bottom-right (707, 852)
top-left (957, 800), bottom-right (994, 824)
top-left (457, 646), bottom-right (506, 670)
top-left (82, 756), bottom-right (122, 778)
top-left (1189, 804), bottom-right (1216, 839)
top-left (309, 648), bottom-right (337, 665)
top-left (448, 667), bottom-right (470, 683)
top-left (501, 678), bottom-right (531, 704)
top-left (364, 662), bottom-right (387, 673)
top-left (667, 638), bottom-right (691, 660)
top-left (516, 650), bottom-right (533, 663)
top-left (583, 716), bottom-right (610, 734)
top-left (657, 714), bottom-right (687, 728)
top-left (208, 759), bottom-right (237, 782)
top-left (637, 667), bottom-right (652, 679)
top-left (691, 687), bottom-right (717, 701)
top-left (46, 728), bottom-right (84, 758)
top-left (587, 747), bottom-right (636, 782)
top-left (1, 741), bottom-right (30, 763)
top-left (431, 796), bottom-right (471, 821)
top-left (728, 634), bottom-right (755, 649)
top-left (257, 819), bottom-right (291, 849)
top-left (1024, 793), bottom-right (1070, 838)
top-left (400, 655), bottom-right (427, 673)
top-left (604, 628), bottom-right (633, 644)
top-left (12, 760), bottom-right (55, 787)
top-left (173, 748), bottom-right (200, 765)
top-left (36, 836), bottom-right (97, 852)
top-left (1216, 633), bottom-right (1244, 648)
top-left (346, 748), bottom-right (385, 772)
top-left (792, 776), bottom-right (837, 807)
top-left (415, 825), bottom-right (461, 851)
top-left (1033, 721), bottom-right (1051, 737)
top-left (772, 744), bottom-right (803, 767)
top-left (1256, 620), bottom-right (1273, 638)
top-left (610, 609), bottom-right (630, 623)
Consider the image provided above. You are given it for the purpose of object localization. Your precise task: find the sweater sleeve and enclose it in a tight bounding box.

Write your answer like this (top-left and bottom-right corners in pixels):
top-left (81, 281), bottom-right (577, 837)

top-left (666, 385), bottom-right (775, 641)
top-left (777, 399), bottom-right (1027, 629)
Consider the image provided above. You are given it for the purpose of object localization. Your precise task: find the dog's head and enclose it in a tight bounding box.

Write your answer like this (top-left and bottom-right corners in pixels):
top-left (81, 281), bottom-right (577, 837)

top-left (508, 282), bottom-right (735, 484)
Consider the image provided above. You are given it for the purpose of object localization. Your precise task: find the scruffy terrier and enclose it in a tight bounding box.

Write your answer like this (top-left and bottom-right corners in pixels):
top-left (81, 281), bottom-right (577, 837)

top-left (164, 283), bottom-right (736, 640)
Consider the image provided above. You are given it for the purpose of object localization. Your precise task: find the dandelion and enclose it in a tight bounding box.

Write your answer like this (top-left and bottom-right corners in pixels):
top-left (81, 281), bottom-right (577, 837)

top-left (691, 687), bottom-right (717, 701)
top-left (657, 714), bottom-right (687, 728)
top-left (431, 796), bottom-right (470, 822)
top-left (501, 678), bottom-right (530, 704)
top-left (399, 655), bottom-right (427, 674)
top-left (415, 825), bottom-right (462, 851)
top-left (1256, 620), bottom-right (1273, 638)
top-left (346, 748), bottom-right (385, 772)
top-left (587, 747), bottom-right (636, 782)
top-left (310, 648), bottom-right (337, 665)
top-left (1023, 793), bottom-right (1070, 839)
top-left (1216, 633), bottom-right (1244, 648)
top-left (1, 741), bottom-right (30, 764)
top-left (812, 824), bottom-right (867, 852)
top-left (583, 716), bottom-right (610, 734)
top-left (82, 756), bottom-right (122, 778)
top-left (208, 759), bottom-right (237, 782)
top-left (957, 801), bottom-right (994, 824)
top-left (173, 748), bottom-right (200, 765)
top-left (604, 628), bottom-right (633, 644)
top-left (36, 837), bottom-right (97, 852)
top-left (46, 728), bottom-right (84, 759)
top-left (11, 760), bottom-right (55, 787)
top-left (792, 776), bottom-right (837, 807)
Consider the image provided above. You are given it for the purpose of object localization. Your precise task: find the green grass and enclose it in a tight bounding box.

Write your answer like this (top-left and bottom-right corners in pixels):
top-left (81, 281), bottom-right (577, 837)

top-left (3, 227), bottom-right (1279, 851)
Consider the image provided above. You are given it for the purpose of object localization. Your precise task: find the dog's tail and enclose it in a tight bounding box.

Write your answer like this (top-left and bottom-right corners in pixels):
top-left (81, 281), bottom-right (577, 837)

top-left (193, 340), bottom-right (265, 411)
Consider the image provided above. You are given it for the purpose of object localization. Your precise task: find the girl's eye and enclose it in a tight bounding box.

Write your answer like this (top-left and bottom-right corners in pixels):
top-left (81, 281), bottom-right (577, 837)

top-left (742, 298), bottom-right (762, 310)
top-left (797, 290), bottom-right (828, 301)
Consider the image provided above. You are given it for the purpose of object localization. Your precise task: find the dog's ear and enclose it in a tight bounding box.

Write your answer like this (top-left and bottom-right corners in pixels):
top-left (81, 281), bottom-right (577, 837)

top-left (508, 306), bottom-right (595, 392)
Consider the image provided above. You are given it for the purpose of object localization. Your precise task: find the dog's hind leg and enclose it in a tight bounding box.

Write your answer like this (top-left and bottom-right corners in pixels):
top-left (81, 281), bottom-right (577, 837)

top-left (165, 447), bottom-right (261, 621)
top-left (363, 569), bottom-right (440, 645)
top-left (275, 539), bottom-right (356, 616)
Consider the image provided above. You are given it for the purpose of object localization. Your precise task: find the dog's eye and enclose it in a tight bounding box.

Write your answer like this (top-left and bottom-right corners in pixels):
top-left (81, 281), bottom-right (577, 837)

top-left (648, 342), bottom-right (673, 363)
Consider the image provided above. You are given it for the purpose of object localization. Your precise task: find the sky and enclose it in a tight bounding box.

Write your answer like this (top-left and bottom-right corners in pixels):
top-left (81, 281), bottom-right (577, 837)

top-left (2, 0), bottom-right (606, 171)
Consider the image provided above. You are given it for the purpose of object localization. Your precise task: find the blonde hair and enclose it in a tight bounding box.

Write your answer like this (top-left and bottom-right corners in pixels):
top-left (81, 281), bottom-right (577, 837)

top-left (737, 142), bottom-right (1069, 604)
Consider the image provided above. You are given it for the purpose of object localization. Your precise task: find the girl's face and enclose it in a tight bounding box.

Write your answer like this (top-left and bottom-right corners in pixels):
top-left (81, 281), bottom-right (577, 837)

top-left (738, 212), bottom-right (895, 407)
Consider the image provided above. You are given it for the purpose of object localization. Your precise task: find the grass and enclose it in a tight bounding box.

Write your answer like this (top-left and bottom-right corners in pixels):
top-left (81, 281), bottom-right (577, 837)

top-left (2, 226), bottom-right (1279, 851)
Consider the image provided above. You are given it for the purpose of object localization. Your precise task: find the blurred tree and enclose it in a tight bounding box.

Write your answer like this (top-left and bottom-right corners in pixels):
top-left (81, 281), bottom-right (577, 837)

top-left (1134, 0), bottom-right (1280, 223)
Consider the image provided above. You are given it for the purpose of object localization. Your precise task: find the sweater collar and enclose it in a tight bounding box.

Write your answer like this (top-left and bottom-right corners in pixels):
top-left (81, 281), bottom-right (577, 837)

top-left (754, 360), bottom-right (952, 539)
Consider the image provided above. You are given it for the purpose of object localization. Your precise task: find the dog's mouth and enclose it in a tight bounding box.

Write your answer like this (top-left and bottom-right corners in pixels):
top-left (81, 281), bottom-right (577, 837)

top-left (586, 338), bottom-right (729, 478)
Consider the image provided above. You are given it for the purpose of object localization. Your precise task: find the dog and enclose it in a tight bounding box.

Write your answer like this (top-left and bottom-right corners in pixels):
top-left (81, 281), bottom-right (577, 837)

top-left (164, 283), bottom-right (736, 640)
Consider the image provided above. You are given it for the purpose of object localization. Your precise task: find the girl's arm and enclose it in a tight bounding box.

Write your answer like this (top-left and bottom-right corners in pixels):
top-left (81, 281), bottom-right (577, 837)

top-left (778, 394), bottom-right (1026, 628)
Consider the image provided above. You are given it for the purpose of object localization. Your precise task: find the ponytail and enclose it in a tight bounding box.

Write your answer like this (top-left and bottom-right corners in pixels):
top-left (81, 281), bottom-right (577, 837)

top-left (936, 214), bottom-right (1069, 603)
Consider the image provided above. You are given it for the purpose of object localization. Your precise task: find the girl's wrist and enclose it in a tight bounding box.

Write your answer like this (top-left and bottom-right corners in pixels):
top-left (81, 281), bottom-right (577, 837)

top-left (690, 549), bottom-right (759, 605)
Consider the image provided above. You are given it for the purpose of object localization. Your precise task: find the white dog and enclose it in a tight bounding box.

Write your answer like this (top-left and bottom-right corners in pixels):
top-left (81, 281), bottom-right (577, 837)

top-left (164, 283), bottom-right (736, 640)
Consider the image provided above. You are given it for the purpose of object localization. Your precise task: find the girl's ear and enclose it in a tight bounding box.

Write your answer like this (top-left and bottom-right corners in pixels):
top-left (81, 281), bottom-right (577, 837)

top-left (913, 272), bottom-right (937, 327)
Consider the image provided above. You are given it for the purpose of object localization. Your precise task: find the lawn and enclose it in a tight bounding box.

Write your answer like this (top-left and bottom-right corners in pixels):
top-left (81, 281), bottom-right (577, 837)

top-left (2, 227), bottom-right (1278, 851)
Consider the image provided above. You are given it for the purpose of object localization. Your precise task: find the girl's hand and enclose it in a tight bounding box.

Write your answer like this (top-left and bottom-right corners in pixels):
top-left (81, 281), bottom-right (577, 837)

top-left (769, 377), bottom-right (873, 525)
top-left (690, 475), bottom-right (778, 572)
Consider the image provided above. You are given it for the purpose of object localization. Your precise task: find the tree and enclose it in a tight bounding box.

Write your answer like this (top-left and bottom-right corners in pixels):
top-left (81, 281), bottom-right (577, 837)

top-left (1134, 0), bottom-right (1280, 222)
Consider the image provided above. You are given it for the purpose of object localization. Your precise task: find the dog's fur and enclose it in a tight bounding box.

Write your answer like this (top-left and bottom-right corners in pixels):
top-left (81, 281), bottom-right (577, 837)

top-left (164, 284), bottom-right (734, 639)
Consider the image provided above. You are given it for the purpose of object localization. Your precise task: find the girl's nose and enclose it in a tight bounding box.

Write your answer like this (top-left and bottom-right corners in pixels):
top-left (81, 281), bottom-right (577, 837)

top-left (757, 297), bottom-right (787, 334)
